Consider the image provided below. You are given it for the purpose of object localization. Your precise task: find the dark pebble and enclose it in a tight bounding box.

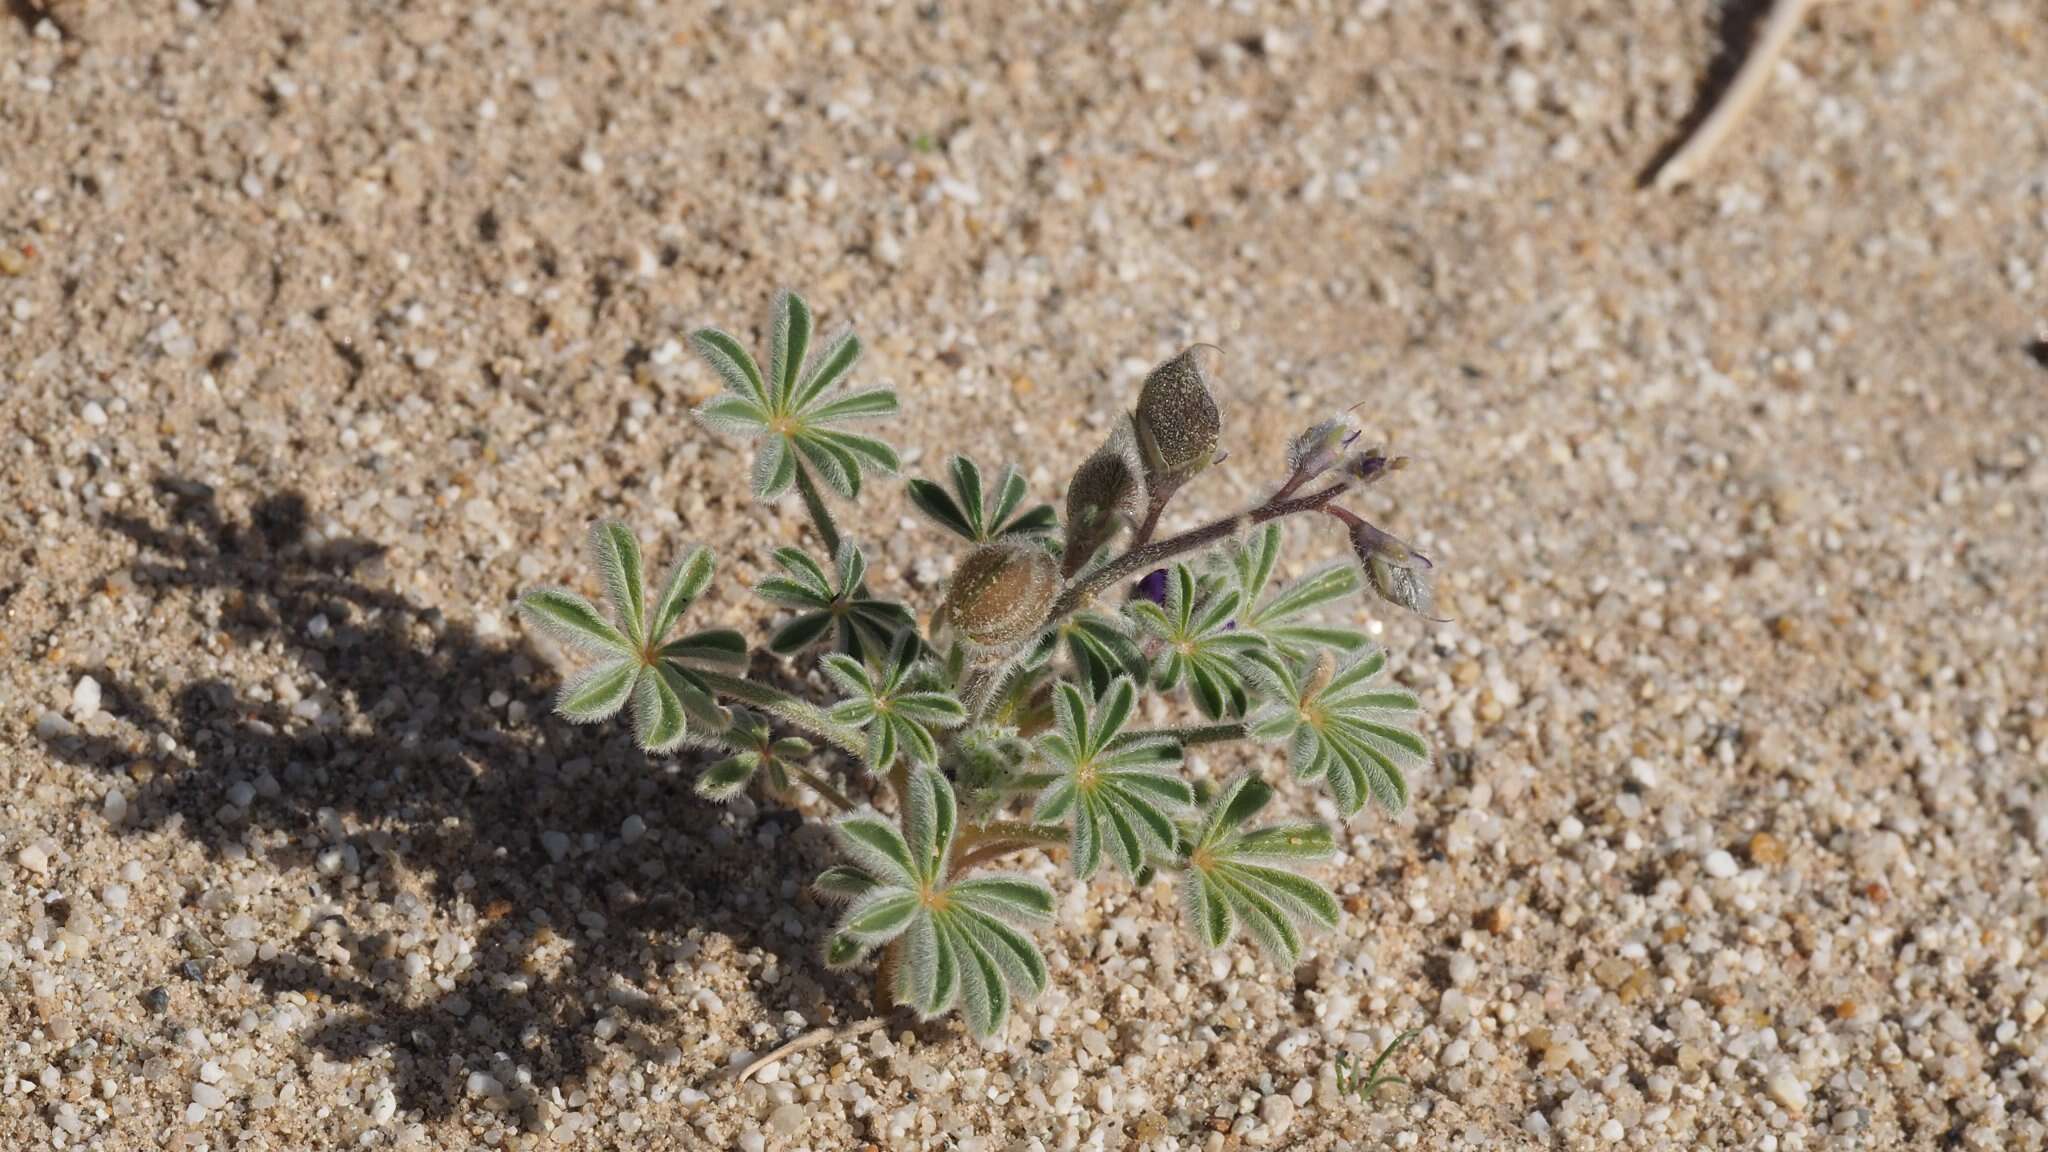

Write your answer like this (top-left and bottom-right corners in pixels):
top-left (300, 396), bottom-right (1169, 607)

top-left (143, 987), bottom-right (170, 1013)
top-left (181, 959), bottom-right (209, 982)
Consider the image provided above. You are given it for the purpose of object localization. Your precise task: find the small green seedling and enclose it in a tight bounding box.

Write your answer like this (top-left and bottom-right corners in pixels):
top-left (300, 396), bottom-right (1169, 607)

top-left (1335, 1029), bottom-right (1421, 1102)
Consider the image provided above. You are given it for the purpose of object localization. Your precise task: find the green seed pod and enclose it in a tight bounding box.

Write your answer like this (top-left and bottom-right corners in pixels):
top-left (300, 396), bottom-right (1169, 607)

top-left (942, 541), bottom-right (1059, 652)
top-left (1133, 345), bottom-right (1223, 490)
top-left (1061, 418), bottom-right (1148, 576)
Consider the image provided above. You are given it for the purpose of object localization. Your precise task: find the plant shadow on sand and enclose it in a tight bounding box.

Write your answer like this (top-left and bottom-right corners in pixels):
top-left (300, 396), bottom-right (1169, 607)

top-left (41, 477), bottom-right (859, 1123)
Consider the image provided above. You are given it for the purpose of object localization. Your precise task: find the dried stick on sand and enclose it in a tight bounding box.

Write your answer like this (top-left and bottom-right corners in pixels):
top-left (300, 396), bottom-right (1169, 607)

top-left (1653, 0), bottom-right (1818, 190)
top-left (728, 1018), bottom-right (888, 1085)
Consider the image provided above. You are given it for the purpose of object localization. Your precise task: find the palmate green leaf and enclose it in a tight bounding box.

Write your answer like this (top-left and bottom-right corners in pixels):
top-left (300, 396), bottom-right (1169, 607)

top-left (1033, 679), bottom-right (1194, 881)
top-left (1175, 770), bottom-right (1340, 967)
top-left (908, 477), bottom-right (975, 538)
top-left (689, 327), bottom-right (769, 407)
top-left (812, 428), bottom-right (900, 478)
top-left (694, 753), bottom-right (759, 801)
top-left (832, 814), bottom-right (919, 889)
top-left (691, 292), bottom-right (900, 506)
top-left (768, 289), bottom-right (812, 409)
top-left (951, 919), bottom-right (1008, 1036)
top-left (1064, 610), bottom-right (1146, 688)
top-left (954, 906), bottom-right (1050, 999)
top-left (660, 628), bottom-right (749, 667)
top-left (897, 914), bottom-right (956, 1015)
top-left (813, 864), bottom-right (880, 900)
top-left (518, 524), bottom-right (741, 753)
top-left (692, 709), bottom-right (812, 803)
top-left (840, 601), bottom-right (920, 661)
top-left (949, 876), bottom-right (1057, 921)
top-left (758, 541), bottom-right (919, 662)
top-left (694, 394), bottom-right (771, 438)
top-left (1249, 648), bottom-right (1427, 817)
top-left (839, 890), bottom-right (920, 943)
top-left (760, 547), bottom-right (832, 601)
top-left (822, 771), bottom-right (1054, 1038)
top-left (648, 546), bottom-right (716, 645)
top-left (751, 435), bottom-right (799, 500)
top-left (902, 762), bottom-right (956, 881)
top-left (823, 631), bottom-right (963, 774)
top-left (632, 662), bottom-right (690, 752)
top-left (669, 661), bottom-right (732, 727)
top-left (908, 454), bottom-right (1057, 544)
top-left (768, 611), bottom-right (837, 654)
top-left (807, 388), bottom-right (899, 424)
top-left (1129, 564), bottom-right (1268, 719)
top-left (794, 330), bottom-right (862, 410)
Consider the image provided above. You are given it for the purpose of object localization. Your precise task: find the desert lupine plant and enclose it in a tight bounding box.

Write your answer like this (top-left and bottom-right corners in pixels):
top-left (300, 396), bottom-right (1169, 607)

top-left (518, 290), bottom-right (1439, 1038)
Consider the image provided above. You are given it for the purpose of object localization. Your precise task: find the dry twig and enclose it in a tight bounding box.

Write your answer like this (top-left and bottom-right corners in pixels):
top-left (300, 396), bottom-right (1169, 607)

top-left (1653, 0), bottom-right (1818, 190)
top-left (729, 1018), bottom-right (887, 1085)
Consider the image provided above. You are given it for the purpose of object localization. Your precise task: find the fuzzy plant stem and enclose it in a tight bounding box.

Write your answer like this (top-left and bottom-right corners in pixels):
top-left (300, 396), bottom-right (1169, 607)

top-left (793, 460), bottom-right (843, 554)
top-left (1113, 720), bottom-right (1250, 749)
top-left (875, 938), bottom-right (902, 1014)
top-left (961, 646), bottom-right (1037, 729)
top-left (695, 670), bottom-right (867, 757)
top-left (1128, 477), bottom-right (1185, 550)
top-left (951, 820), bottom-right (1070, 872)
top-left (1048, 478), bottom-right (1357, 622)
top-left (791, 764), bottom-right (860, 813)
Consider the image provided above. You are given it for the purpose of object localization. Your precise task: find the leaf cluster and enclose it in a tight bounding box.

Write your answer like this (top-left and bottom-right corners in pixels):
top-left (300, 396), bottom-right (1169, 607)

top-left (518, 522), bottom-right (745, 752)
top-left (820, 770), bottom-right (1054, 1037)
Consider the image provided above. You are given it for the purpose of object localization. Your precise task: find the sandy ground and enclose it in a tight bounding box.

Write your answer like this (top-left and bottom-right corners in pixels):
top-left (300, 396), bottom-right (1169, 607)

top-left (4, 1), bottom-right (2048, 1149)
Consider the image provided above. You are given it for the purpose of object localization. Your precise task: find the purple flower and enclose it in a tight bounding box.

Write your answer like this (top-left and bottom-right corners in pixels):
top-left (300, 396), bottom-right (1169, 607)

top-left (1133, 568), bottom-right (1170, 606)
top-left (1132, 566), bottom-right (1238, 629)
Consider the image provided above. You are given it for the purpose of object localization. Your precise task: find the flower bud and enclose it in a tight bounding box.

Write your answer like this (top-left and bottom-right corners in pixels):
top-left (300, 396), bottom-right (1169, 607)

top-left (1286, 417), bottom-right (1359, 482)
top-left (1329, 505), bottom-right (1441, 620)
top-left (1061, 419), bottom-right (1148, 576)
top-left (1133, 345), bottom-right (1223, 490)
top-left (943, 541), bottom-right (1060, 652)
top-left (1366, 553), bottom-right (1438, 620)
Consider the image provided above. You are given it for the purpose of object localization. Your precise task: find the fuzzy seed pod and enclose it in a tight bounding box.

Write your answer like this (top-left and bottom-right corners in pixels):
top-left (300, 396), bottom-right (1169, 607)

top-left (1133, 345), bottom-right (1223, 490)
top-left (942, 541), bottom-right (1059, 652)
top-left (1061, 419), bottom-right (1148, 576)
